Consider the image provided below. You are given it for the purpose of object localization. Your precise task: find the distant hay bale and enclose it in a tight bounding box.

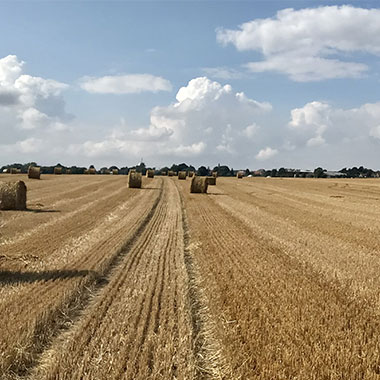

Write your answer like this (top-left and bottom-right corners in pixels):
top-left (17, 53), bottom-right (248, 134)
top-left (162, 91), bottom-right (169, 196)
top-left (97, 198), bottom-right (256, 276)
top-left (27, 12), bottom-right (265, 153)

top-left (129, 172), bottom-right (142, 188)
top-left (112, 169), bottom-right (118, 175)
top-left (88, 168), bottom-right (96, 175)
top-left (190, 176), bottom-right (208, 193)
top-left (10, 168), bottom-right (19, 174)
top-left (207, 176), bottom-right (216, 186)
top-left (178, 171), bottom-right (187, 180)
top-left (28, 166), bottom-right (40, 180)
top-left (66, 169), bottom-right (71, 174)
top-left (146, 169), bottom-right (154, 178)
top-left (168, 171), bottom-right (174, 177)
top-left (54, 167), bottom-right (62, 175)
top-left (212, 171), bottom-right (218, 178)
top-left (237, 171), bottom-right (244, 179)
top-left (161, 171), bottom-right (167, 176)
top-left (0, 181), bottom-right (27, 210)
top-left (188, 171), bottom-right (194, 177)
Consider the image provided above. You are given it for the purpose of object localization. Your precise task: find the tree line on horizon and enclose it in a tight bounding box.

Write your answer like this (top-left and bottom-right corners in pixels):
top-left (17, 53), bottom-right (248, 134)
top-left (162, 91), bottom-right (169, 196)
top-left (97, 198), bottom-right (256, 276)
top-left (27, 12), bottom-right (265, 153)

top-left (1, 162), bottom-right (379, 178)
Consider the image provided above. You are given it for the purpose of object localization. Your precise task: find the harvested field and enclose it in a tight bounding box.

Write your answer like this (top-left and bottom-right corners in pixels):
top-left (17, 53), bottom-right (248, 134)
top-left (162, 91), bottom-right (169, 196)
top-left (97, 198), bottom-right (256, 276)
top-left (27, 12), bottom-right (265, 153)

top-left (2, 176), bottom-right (380, 379)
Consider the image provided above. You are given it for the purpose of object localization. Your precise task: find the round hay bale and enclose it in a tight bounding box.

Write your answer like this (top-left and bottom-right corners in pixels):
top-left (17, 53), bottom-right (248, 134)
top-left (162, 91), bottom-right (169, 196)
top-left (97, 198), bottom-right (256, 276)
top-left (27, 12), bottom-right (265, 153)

top-left (129, 172), bottom-right (142, 188)
top-left (54, 167), bottom-right (62, 175)
top-left (66, 169), bottom-right (72, 174)
top-left (168, 171), bottom-right (174, 177)
top-left (188, 171), bottom-right (194, 178)
top-left (146, 169), bottom-right (154, 178)
top-left (178, 171), bottom-right (187, 180)
top-left (0, 181), bottom-right (27, 210)
top-left (112, 169), bottom-right (118, 175)
top-left (212, 171), bottom-right (218, 178)
top-left (190, 176), bottom-right (208, 193)
top-left (207, 176), bottom-right (216, 186)
top-left (88, 168), bottom-right (96, 174)
top-left (237, 171), bottom-right (244, 179)
top-left (161, 171), bottom-right (167, 176)
top-left (28, 166), bottom-right (40, 180)
top-left (10, 168), bottom-right (19, 174)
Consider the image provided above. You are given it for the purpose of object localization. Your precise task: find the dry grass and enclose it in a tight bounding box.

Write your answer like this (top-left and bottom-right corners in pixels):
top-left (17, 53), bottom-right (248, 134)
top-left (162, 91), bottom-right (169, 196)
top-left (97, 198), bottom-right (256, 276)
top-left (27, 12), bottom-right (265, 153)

top-left (30, 179), bottom-right (201, 380)
top-left (2, 177), bottom-right (380, 379)
top-left (0, 175), bottom-right (160, 379)
top-left (177, 177), bottom-right (380, 379)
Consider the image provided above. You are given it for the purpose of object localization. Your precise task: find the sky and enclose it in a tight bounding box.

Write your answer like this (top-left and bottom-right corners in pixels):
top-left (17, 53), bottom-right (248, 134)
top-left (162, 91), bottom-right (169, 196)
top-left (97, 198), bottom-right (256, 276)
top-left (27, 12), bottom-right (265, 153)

top-left (1, 0), bottom-right (380, 170)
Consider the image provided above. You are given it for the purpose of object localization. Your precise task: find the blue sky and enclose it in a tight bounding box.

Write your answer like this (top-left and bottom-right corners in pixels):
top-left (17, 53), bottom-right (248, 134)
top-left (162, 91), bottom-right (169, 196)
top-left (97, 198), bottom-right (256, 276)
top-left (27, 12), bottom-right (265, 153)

top-left (1, 1), bottom-right (380, 169)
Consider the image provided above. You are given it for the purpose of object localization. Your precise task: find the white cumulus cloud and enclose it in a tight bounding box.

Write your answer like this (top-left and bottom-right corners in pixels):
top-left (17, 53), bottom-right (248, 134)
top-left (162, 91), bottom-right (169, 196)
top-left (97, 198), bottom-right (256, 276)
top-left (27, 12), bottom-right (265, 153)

top-left (73, 77), bottom-right (273, 166)
top-left (256, 147), bottom-right (278, 160)
top-left (287, 100), bottom-right (380, 148)
top-left (80, 74), bottom-right (172, 94)
top-left (217, 5), bottom-right (380, 81)
top-left (0, 55), bottom-right (71, 162)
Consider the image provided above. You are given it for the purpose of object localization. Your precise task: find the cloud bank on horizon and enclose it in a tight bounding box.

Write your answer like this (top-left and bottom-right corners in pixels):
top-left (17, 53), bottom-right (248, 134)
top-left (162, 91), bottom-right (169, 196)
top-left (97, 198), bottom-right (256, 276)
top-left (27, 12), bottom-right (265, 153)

top-left (1, 4), bottom-right (380, 169)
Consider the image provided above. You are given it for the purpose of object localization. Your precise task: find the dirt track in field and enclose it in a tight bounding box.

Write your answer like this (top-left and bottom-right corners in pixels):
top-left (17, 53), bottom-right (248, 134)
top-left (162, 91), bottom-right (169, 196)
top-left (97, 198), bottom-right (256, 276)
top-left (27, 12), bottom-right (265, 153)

top-left (2, 175), bottom-right (380, 379)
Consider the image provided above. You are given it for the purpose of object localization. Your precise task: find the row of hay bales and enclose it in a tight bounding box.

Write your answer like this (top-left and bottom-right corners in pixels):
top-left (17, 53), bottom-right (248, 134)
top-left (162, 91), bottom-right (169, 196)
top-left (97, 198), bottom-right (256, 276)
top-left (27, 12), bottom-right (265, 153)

top-left (0, 172), bottom-right (218, 210)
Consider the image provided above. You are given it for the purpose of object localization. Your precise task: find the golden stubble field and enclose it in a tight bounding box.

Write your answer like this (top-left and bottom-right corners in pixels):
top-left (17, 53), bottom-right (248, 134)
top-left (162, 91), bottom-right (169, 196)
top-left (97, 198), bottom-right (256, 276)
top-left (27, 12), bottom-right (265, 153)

top-left (1, 174), bottom-right (380, 379)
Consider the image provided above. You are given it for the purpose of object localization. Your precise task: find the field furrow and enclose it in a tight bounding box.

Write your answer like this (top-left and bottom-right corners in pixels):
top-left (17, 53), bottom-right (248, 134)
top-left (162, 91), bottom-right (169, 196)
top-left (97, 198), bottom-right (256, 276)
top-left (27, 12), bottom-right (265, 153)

top-left (0, 176), bottom-right (162, 378)
top-left (176, 178), bottom-right (380, 379)
top-left (28, 177), bottom-right (201, 380)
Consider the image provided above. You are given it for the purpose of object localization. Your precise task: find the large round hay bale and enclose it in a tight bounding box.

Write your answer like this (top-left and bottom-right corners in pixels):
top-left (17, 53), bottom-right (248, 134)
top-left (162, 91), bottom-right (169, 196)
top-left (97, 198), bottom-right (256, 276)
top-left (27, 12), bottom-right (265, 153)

top-left (168, 170), bottom-right (174, 177)
top-left (188, 171), bottom-right (194, 178)
top-left (88, 168), bottom-right (96, 174)
top-left (212, 171), bottom-right (218, 178)
top-left (207, 176), bottom-right (216, 186)
top-left (190, 176), bottom-right (208, 193)
top-left (10, 168), bottom-right (19, 174)
top-left (28, 166), bottom-right (40, 180)
top-left (161, 171), bottom-right (167, 176)
top-left (178, 171), bottom-right (187, 180)
top-left (0, 181), bottom-right (27, 210)
top-left (237, 171), bottom-right (244, 179)
top-left (54, 167), bottom-right (62, 175)
top-left (129, 172), bottom-right (142, 188)
top-left (146, 169), bottom-right (154, 178)
top-left (112, 169), bottom-right (118, 175)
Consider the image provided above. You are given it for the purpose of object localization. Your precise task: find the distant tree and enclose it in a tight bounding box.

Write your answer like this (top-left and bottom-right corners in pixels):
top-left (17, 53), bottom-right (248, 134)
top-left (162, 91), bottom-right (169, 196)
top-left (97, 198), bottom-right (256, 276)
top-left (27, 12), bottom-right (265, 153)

top-left (314, 167), bottom-right (326, 178)
top-left (278, 167), bottom-right (287, 177)
top-left (245, 168), bottom-right (250, 176)
top-left (270, 169), bottom-right (277, 177)
top-left (213, 165), bottom-right (230, 177)
top-left (197, 166), bottom-right (208, 176)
